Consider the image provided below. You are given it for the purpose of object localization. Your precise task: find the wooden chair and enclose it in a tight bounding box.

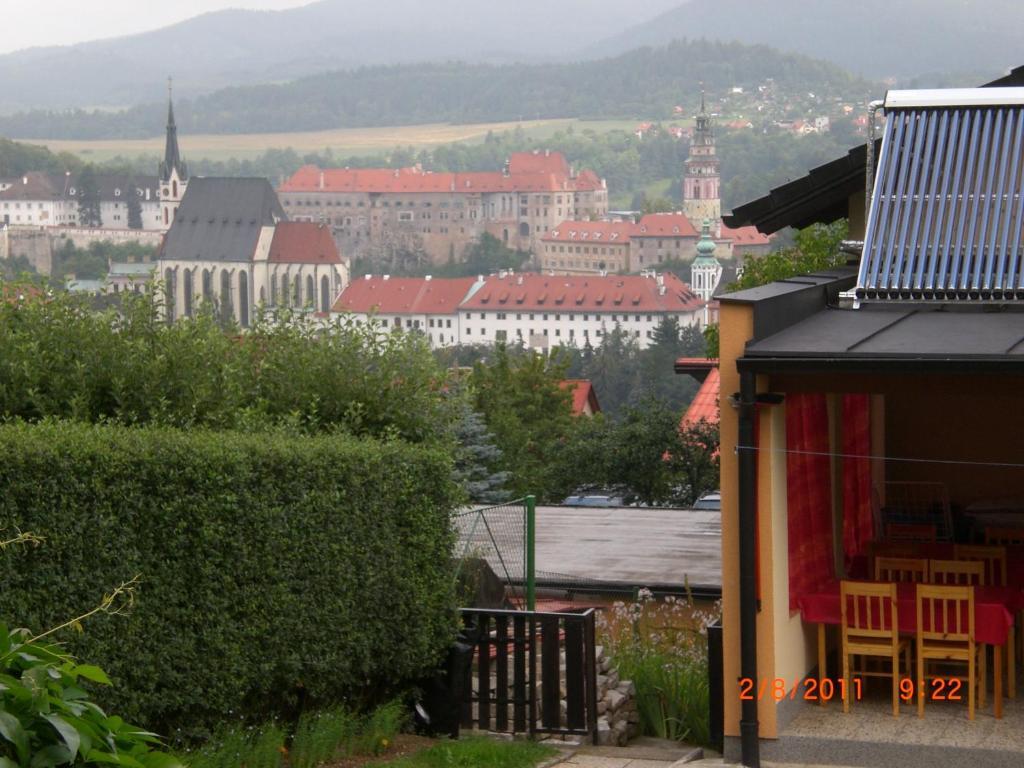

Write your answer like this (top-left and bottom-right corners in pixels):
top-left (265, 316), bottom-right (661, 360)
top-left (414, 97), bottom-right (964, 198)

top-left (868, 541), bottom-right (921, 580)
top-left (841, 580), bottom-right (911, 716)
top-left (915, 584), bottom-right (978, 719)
top-left (929, 559), bottom-right (986, 586)
top-left (984, 527), bottom-right (1024, 546)
top-left (953, 545), bottom-right (1007, 587)
top-left (886, 522), bottom-right (938, 542)
top-left (874, 556), bottom-right (928, 583)
top-left (955, 544), bottom-right (1015, 698)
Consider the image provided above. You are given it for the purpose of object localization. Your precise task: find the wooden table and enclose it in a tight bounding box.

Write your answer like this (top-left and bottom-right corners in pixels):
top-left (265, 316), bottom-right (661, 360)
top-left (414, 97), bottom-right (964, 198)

top-left (799, 581), bottom-right (1018, 718)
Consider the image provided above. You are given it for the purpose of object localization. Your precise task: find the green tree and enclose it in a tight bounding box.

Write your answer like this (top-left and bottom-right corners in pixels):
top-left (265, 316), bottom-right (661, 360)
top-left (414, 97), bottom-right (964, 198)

top-left (449, 389), bottom-right (511, 503)
top-left (640, 196), bottom-right (676, 215)
top-left (703, 323), bottom-right (720, 358)
top-left (730, 220), bottom-right (848, 291)
top-left (557, 399), bottom-right (720, 507)
top-left (469, 344), bottom-right (576, 501)
top-left (126, 189), bottom-right (143, 229)
top-left (637, 317), bottom-right (704, 408)
top-left (76, 165), bottom-right (102, 228)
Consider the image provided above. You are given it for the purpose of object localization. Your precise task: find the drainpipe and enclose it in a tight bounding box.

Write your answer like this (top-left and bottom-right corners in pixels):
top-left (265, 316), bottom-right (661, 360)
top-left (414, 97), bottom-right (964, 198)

top-left (738, 369), bottom-right (760, 768)
top-left (864, 100), bottom-right (885, 225)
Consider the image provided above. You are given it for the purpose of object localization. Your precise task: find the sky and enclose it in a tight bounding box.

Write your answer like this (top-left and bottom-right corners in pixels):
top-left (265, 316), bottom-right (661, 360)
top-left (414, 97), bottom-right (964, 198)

top-left (1, 0), bottom-right (314, 54)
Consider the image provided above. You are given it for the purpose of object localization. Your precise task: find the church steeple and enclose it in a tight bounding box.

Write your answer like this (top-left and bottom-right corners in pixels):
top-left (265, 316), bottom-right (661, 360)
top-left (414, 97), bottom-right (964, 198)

top-left (159, 77), bottom-right (187, 183)
top-left (682, 86), bottom-right (721, 225)
top-left (158, 77), bottom-right (188, 231)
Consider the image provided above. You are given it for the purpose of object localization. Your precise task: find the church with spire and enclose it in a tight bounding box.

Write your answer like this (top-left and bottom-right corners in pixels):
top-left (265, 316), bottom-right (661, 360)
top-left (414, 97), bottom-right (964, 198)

top-left (158, 78), bottom-right (188, 230)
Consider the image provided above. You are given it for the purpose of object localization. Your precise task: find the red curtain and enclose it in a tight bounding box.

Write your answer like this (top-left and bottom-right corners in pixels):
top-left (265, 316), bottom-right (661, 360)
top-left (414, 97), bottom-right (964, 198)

top-left (787, 393), bottom-right (834, 610)
top-left (842, 395), bottom-right (873, 571)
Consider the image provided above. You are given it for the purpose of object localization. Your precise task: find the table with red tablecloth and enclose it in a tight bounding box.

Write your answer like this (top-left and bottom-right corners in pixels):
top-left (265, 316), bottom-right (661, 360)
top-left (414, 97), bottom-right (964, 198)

top-left (798, 580), bottom-right (1021, 718)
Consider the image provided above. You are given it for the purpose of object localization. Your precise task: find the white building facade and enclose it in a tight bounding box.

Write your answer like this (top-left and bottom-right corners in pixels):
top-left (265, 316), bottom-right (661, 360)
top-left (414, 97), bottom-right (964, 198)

top-left (332, 272), bottom-right (705, 351)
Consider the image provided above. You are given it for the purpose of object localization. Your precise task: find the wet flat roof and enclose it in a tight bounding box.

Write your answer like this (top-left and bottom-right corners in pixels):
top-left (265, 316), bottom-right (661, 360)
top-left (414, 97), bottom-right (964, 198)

top-left (744, 306), bottom-right (1024, 360)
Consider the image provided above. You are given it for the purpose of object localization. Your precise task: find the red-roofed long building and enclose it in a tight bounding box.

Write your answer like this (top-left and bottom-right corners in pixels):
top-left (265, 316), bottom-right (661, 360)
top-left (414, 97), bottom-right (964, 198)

top-left (278, 150), bottom-right (607, 267)
top-left (332, 275), bottom-right (483, 347)
top-left (332, 271), bottom-right (704, 350)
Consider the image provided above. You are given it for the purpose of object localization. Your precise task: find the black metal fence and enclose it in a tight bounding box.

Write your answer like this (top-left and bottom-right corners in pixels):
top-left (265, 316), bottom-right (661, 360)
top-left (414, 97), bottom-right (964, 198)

top-left (458, 607), bottom-right (599, 743)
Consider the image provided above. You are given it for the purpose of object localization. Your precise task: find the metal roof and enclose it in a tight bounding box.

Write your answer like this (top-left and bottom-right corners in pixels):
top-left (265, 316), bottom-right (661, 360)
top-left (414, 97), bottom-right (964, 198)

top-left (856, 102), bottom-right (1024, 301)
top-left (742, 306), bottom-right (1024, 368)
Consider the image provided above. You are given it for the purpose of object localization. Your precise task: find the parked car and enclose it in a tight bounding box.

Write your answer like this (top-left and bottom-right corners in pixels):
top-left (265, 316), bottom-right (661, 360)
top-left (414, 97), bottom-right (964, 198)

top-left (693, 491), bottom-right (721, 511)
top-left (561, 493), bottom-right (626, 507)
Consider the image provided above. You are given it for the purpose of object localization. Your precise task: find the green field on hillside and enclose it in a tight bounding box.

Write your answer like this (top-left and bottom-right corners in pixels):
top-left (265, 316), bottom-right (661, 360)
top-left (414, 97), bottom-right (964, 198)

top-left (17, 118), bottom-right (645, 164)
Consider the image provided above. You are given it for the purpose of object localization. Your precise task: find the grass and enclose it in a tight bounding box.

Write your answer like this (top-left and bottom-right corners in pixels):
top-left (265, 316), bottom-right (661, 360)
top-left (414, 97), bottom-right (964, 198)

top-left (183, 723), bottom-right (285, 768)
top-left (182, 700), bottom-right (407, 768)
top-left (290, 707), bottom-right (359, 768)
top-left (366, 736), bottom-right (556, 768)
top-left (16, 118), bottom-right (641, 164)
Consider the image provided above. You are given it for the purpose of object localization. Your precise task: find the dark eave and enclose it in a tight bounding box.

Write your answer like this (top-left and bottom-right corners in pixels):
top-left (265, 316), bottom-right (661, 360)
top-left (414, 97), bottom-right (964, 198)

top-left (673, 356), bottom-right (719, 381)
top-left (723, 66), bottom-right (1024, 235)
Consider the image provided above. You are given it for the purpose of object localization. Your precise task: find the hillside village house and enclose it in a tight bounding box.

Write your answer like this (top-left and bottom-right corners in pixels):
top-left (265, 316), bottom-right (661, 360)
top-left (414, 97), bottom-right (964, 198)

top-left (716, 79), bottom-right (1024, 767)
top-left (0, 171), bottom-right (164, 230)
top-left (332, 271), bottom-right (704, 350)
top-left (278, 150), bottom-right (608, 264)
top-left (0, 89), bottom-right (189, 234)
top-left (156, 177), bottom-right (348, 327)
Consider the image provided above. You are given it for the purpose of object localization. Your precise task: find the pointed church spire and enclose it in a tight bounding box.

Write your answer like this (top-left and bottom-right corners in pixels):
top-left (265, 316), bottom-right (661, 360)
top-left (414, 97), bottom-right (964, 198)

top-left (700, 82), bottom-right (706, 114)
top-left (160, 76), bottom-right (187, 182)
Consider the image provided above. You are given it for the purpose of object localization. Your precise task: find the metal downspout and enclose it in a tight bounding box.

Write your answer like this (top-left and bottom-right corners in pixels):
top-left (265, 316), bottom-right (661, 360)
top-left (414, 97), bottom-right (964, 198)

top-left (738, 370), bottom-right (760, 767)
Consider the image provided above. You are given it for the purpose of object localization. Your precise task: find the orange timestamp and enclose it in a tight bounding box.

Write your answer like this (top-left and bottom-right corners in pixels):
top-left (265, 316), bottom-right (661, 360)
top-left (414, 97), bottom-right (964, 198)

top-left (896, 677), bottom-right (963, 701)
top-left (738, 677), bottom-right (863, 702)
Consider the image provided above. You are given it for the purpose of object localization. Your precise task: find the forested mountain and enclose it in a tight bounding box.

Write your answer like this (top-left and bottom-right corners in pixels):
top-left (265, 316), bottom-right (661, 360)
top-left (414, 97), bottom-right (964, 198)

top-left (591, 0), bottom-right (1022, 80)
top-left (0, 40), bottom-right (873, 140)
top-left (0, 0), bottom-right (681, 114)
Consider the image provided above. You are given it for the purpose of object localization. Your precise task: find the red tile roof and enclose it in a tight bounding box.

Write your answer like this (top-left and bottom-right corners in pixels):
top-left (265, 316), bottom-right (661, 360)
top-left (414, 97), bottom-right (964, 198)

top-left (507, 150), bottom-right (569, 175)
top-left (559, 379), bottom-right (601, 415)
top-left (718, 223), bottom-right (770, 246)
top-left (681, 366), bottom-right (720, 428)
top-left (542, 220), bottom-right (636, 245)
top-left (461, 272), bottom-right (703, 313)
top-left (635, 212), bottom-right (699, 238)
top-left (267, 222), bottom-right (342, 264)
top-left (332, 275), bottom-right (478, 315)
top-left (279, 151), bottom-right (603, 195)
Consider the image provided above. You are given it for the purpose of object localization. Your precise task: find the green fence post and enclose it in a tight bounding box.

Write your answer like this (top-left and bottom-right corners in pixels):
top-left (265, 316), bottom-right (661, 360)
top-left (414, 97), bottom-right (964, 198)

top-left (525, 495), bottom-right (536, 611)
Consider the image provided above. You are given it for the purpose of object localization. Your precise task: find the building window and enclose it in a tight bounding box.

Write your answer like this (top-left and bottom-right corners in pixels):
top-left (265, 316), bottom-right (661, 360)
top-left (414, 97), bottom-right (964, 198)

top-left (321, 275), bottom-right (330, 313)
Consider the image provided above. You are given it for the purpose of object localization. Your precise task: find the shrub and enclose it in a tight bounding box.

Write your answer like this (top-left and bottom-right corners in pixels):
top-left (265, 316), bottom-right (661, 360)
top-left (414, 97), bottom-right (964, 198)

top-left (0, 421), bottom-right (461, 735)
top-left (0, 287), bottom-right (447, 443)
top-left (0, 623), bottom-right (182, 768)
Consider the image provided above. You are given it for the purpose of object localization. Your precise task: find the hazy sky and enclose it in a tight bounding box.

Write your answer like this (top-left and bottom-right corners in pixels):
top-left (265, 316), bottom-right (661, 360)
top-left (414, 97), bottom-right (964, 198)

top-left (1, 1), bottom-right (314, 54)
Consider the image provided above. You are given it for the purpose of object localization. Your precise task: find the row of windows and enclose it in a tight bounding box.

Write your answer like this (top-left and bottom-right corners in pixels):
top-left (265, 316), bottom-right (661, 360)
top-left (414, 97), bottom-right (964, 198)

top-left (546, 244), bottom-right (621, 255)
top-left (465, 327), bottom-right (656, 340)
top-left (465, 312), bottom-right (656, 322)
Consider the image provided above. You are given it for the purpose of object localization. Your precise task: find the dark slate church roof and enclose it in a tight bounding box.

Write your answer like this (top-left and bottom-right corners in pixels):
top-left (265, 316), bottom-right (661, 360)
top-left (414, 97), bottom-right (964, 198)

top-left (159, 178), bottom-right (286, 263)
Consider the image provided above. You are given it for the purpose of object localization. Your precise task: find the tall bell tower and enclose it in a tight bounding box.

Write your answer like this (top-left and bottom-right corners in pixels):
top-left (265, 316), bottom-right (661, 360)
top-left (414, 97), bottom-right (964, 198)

top-left (682, 89), bottom-right (721, 224)
top-left (158, 77), bottom-right (188, 231)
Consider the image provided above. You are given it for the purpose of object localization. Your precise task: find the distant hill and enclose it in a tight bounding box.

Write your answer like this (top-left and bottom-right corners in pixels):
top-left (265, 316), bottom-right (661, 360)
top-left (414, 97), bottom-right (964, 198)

top-left (0, 40), bottom-right (874, 140)
top-left (0, 0), bottom-right (682, 114)
top-left (592, 0), bottom-right (1022, 80)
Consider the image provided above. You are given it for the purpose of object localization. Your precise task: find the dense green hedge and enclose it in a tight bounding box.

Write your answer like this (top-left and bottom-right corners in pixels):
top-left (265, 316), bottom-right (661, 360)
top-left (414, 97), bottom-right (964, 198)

top-left (0, 421), bottom-right (460, 735)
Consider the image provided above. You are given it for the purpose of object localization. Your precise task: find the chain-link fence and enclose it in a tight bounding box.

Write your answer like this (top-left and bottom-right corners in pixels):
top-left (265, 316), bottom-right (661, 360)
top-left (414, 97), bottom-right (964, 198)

top-left (453, 496), bottom-right (534, 608)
